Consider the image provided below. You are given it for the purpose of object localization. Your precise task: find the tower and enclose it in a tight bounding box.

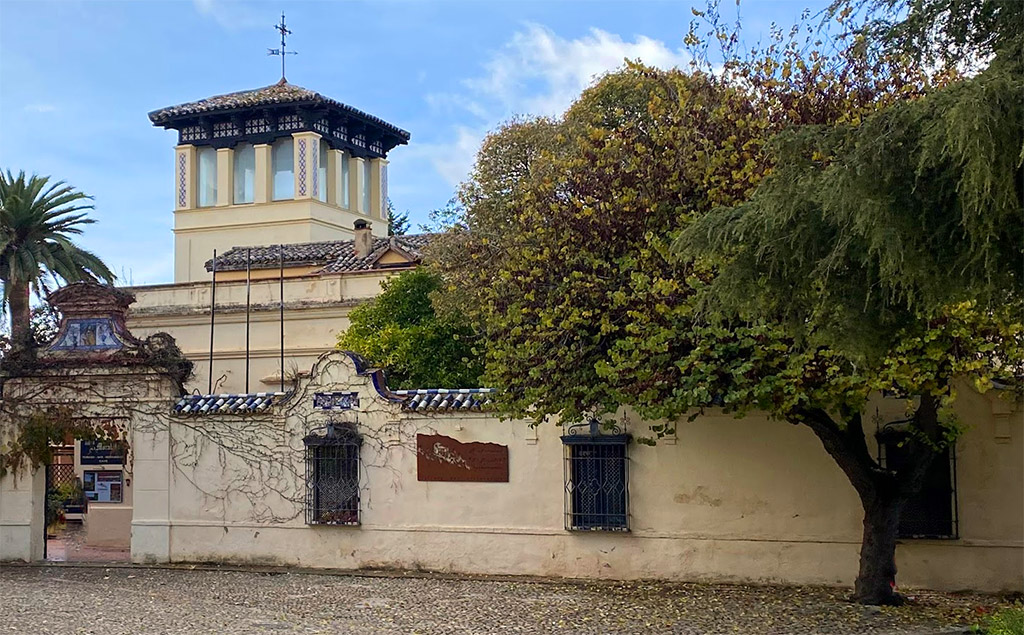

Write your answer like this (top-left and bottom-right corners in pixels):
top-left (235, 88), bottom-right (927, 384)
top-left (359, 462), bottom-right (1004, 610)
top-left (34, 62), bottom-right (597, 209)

top-left (149, 81), bottom-right (409, 282)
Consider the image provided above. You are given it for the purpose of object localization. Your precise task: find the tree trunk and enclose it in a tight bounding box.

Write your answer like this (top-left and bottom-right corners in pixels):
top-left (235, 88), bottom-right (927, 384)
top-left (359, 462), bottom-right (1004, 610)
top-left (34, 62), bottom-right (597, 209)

top-left (8, 281), bottom-right (32, 349)
top-left (798, 407), bottom-right (936, 606)
top-left (853, 491), bottom-right (906, 605)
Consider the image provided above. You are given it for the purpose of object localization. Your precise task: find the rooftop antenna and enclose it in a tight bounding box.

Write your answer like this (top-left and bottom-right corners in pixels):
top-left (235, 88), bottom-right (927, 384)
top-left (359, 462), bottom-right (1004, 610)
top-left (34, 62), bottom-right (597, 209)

top-left (268, 12), bottom-right (298, 82)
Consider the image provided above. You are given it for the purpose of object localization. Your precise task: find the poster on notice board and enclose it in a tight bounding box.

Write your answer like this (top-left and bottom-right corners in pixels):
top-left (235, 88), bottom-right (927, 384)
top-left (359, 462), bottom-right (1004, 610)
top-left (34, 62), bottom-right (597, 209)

top-left (84, 470), bottom-right (123, 503)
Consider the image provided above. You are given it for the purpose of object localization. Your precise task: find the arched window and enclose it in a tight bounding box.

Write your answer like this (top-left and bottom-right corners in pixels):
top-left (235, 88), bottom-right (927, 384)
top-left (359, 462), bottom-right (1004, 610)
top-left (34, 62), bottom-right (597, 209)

top-left (233, 142), bottom-right (255, 204)
top-left (272, 137), bottom-right (294, 200)
top-left (317, 141), bottom-right (328, 203)
top-left (196, 146), bottom-right (217, 207)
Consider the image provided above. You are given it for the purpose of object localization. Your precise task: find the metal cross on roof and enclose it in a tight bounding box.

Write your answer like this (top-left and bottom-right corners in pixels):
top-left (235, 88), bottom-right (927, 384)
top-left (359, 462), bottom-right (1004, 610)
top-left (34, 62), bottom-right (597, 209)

top-left (268, 12), bottom-right (298, 82)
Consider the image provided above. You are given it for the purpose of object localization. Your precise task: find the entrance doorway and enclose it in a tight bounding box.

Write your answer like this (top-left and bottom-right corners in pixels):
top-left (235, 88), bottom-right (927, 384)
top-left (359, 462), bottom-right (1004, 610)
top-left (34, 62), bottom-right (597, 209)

top-left (44, 438), bottom-right (131, 563)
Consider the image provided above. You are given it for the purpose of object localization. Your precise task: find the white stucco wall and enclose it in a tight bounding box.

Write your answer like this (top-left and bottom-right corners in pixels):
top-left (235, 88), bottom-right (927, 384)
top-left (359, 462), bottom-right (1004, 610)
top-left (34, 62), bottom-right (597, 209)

top-left (127, 271), bottom-right (393, 395)
top-left (161, 352), bottom-right (1024, 592)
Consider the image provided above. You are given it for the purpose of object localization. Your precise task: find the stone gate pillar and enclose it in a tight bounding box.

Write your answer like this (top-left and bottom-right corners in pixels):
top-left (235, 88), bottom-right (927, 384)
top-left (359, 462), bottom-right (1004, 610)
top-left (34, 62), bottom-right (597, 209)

top-left (130, 421), bottom-right (172, 563)
top-left (0, 282), bottom-right (188, 563)
top-left (0, 467), bottom-right (46, 562)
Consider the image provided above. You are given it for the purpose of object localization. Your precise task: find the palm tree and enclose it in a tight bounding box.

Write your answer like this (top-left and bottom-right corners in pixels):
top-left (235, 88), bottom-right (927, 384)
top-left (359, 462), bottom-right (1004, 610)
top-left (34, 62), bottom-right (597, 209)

top-left (0, 170), bottom-right (114, 349)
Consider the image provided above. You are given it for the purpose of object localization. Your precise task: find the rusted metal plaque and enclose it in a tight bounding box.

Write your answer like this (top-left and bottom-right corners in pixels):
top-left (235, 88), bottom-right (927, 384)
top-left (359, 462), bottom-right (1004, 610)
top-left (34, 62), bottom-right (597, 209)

top-left (416, 434), bottom-right (509, 482)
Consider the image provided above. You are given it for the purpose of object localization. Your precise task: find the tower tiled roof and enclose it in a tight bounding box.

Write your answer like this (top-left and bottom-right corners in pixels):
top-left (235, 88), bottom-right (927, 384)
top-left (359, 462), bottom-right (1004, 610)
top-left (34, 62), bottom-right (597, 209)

top-left (207, 234), bottom-right (436, 273)
top-left (148, 80), bottom-right (410, 141)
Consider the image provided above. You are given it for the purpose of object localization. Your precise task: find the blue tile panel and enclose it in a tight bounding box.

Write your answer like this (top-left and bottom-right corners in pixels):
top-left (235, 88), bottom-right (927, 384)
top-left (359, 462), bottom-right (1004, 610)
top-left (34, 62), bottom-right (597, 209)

top-left (393, 388), bottom-right (496, 412)
top-left (174, 392), bottom-right (289, 415)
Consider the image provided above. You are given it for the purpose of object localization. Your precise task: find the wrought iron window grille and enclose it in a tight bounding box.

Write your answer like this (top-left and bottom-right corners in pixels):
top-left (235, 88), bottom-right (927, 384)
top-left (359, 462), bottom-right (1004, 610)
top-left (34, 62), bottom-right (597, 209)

top-left (877, 422), bottom-right (959, 539)
top-left (304, 422), bottom-right (362, 526)
top-left (561, 419), bottom-right (631, 532)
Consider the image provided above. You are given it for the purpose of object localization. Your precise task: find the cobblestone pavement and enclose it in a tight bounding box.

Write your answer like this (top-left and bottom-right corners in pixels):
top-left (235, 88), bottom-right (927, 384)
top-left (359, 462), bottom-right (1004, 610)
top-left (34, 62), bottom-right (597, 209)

top-left (0, 565), bottom-right (1011, 634)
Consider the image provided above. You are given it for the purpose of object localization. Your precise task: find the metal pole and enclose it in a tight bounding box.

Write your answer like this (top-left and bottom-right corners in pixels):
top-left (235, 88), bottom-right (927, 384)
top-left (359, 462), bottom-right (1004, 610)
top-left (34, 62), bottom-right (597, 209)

top-left (245, 248), bottom-right (251, 394)
top-left (208, 249), bottom-right (217, 395)
top-left (279, 244), bottom-right (285, 393)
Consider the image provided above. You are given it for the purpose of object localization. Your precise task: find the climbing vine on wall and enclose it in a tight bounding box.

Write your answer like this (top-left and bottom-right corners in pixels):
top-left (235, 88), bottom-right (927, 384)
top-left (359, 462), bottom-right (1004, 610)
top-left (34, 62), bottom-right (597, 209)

top-left (0, 407), bottom-right (129, 478)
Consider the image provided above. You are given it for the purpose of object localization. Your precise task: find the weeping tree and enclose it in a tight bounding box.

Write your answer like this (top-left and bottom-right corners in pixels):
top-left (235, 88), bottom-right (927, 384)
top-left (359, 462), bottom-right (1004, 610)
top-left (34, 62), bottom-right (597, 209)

top-left (430, 0), bottom-right (1022, 605)
top-left (677, 0), bottom-right (1023, 604)
top-left (0, 170), bottom-right (114, 351)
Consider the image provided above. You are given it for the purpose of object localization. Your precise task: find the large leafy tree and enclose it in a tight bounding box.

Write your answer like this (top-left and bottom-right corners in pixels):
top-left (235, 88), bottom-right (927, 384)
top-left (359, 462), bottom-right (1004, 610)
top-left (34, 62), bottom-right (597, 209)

top-left (337, 268), bottom-right (482, 389)
top-left (676, 0), bottom-right (1023, 603)
top-left (0, 171), bottom-right (114, 350)
top-left (430, 1), bottom-right (1021, 605)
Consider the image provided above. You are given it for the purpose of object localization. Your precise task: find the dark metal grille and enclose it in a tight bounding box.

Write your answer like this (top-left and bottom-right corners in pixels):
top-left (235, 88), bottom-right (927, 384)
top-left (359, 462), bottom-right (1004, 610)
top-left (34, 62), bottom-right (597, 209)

top-left (213, 121), bottom-right (240, 138)
top-left (314, 118), bottom-right (330, 134)
top-left (351, 134), bottom-right (367, 149)
top-left (333, 126), bottom-right (348, 143)
top-left (304, 424), bottom-right (361, 526)
top-left (880, 441), bottom-right (958, 539)
top-left (562, 432), bottom-right (630, 531)
top-left (278, 114), bottom-right (302, 131)
top-left (245, 117), bottom-right (271, 134)
top-left (181, 125), bottom-right (206, 142)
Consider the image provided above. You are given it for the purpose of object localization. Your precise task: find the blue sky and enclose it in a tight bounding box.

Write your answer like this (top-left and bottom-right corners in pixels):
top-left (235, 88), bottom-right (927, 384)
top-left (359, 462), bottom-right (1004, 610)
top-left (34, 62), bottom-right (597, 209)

top-left (0, 0), bottom-right (824, 285)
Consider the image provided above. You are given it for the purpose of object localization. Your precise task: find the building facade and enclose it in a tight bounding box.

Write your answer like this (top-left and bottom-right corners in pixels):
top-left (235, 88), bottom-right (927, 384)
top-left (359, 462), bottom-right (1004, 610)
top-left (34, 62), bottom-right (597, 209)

top-left (1, 81), bottom-right (1020, 594)
top-left (2, 298), bottom-right (1021, 593)
top-left (130, 80), bottom-right (429, 395)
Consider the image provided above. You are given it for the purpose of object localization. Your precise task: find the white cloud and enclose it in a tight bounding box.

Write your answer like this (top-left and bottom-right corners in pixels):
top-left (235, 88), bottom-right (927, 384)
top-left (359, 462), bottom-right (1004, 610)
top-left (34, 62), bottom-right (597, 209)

top-left (424, 23), bottom-right (690, 188)
top-left (24, 104), bottom-right (57, 113)
top-left (466, 24), bottom-right (689, 118)
top-left (192, 0), bottom-right (266, 30)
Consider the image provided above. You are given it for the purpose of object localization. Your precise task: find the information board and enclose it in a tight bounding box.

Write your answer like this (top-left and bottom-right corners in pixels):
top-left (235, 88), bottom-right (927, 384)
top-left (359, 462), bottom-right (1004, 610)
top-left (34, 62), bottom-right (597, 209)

top-left (80, 440), bottom-right (127, 465)
top-left (84, 470), bottom-right (123, 503)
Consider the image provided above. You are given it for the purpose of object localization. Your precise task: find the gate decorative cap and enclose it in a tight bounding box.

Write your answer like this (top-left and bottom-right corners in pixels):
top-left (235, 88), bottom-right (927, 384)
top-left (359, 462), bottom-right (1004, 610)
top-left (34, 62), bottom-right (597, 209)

top-left (44, 282), bottom-right (137, 355)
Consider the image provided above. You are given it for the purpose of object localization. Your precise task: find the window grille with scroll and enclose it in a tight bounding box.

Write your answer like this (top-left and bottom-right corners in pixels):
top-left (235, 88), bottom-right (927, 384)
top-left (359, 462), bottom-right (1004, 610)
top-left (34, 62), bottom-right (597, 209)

top-left (562, 421), bottom-right (630, 531)
top-left (304, 423), bottom-right (361, 526)
top-left (880, 438), bottom-right (958, 539)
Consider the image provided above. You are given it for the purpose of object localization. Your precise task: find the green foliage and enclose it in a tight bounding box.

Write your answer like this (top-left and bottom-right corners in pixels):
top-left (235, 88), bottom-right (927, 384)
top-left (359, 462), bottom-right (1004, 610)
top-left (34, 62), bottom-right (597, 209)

top-left (386, 199), bottom-right (410, 236)
top-left (337, 268), bottom-right (483, 389)
top-left (0, 170), bottom-right (114, 345)
top-left (678, 44), bottom-right (1023, 359)
top-left (977, 606), bottom-right (1024, 635)
top-left (850, 0), bottom-right (1024, 72)
top-left (46, 480), bottom-right (84, 529)
top-left (0, 408), bottom-right (110, 478)
top-left (431, 53), bottom-right (917, 425)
